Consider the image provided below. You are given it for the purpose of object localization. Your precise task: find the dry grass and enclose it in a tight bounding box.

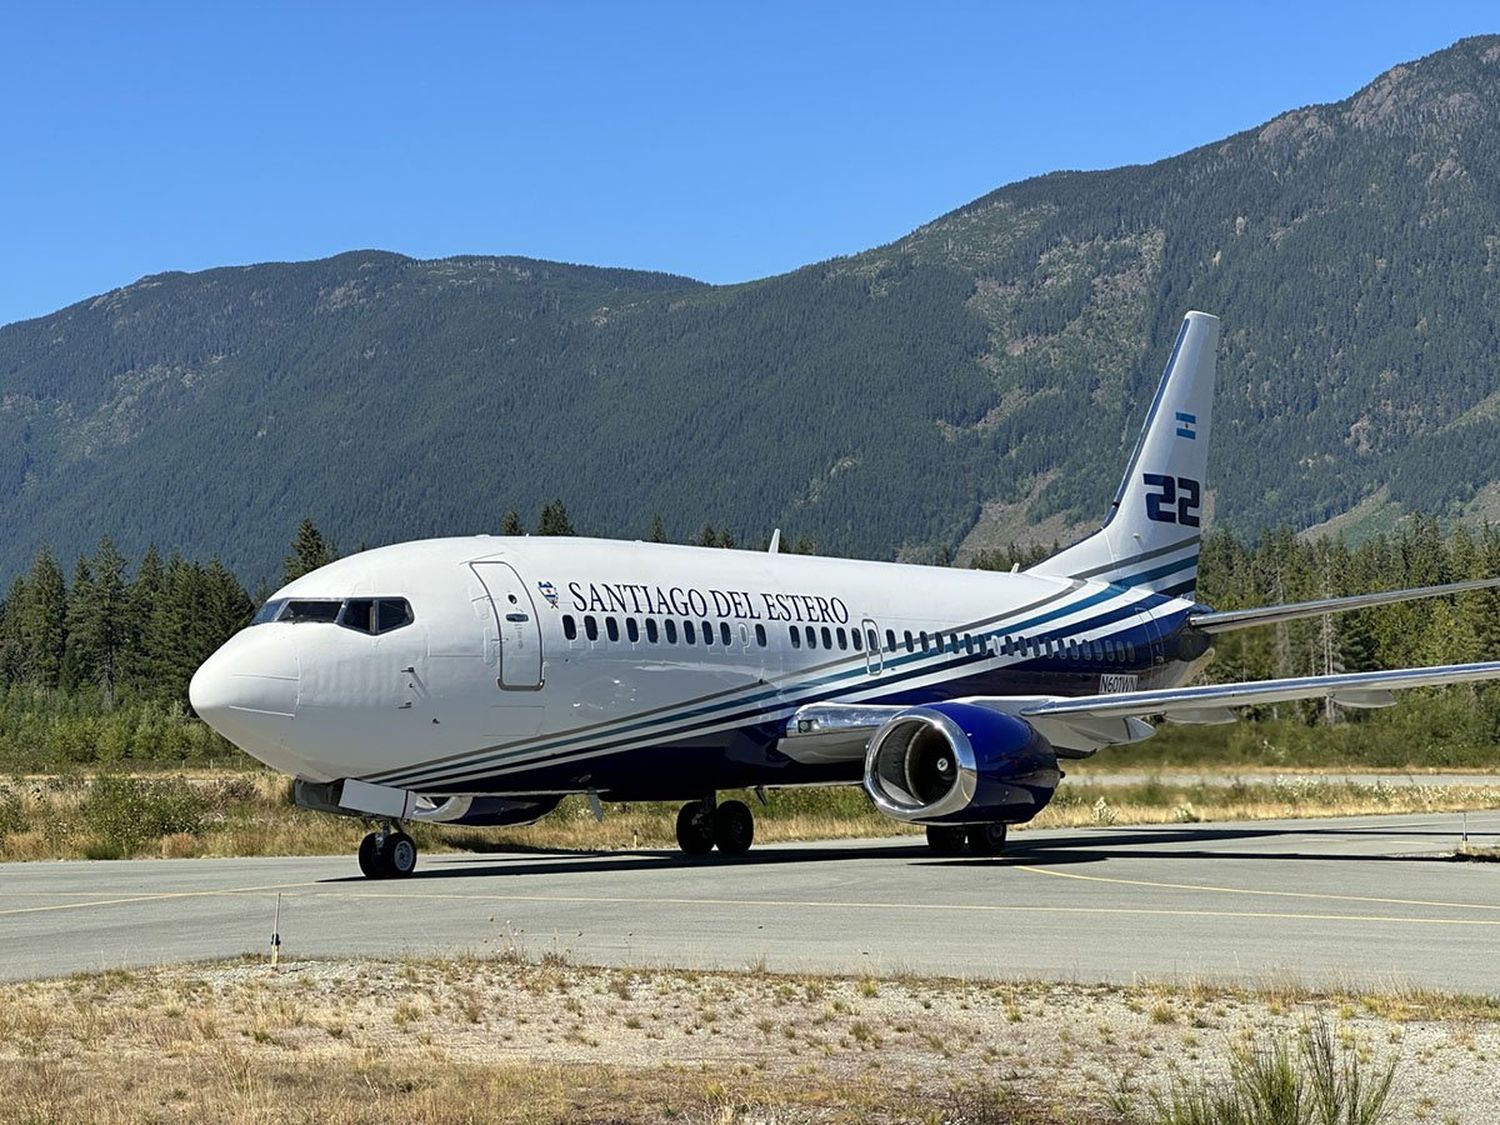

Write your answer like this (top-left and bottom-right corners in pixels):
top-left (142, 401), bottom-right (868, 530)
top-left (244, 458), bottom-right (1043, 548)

top-left (4, 957), bottom-right (1500, 1124)
top-left (1, 770), bottom-right (1496, 863)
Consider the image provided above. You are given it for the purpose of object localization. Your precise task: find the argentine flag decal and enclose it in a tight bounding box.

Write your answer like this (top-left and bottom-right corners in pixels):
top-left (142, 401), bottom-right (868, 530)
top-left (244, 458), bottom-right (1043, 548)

top-left (1174, 411), bottom-right (1197, 440)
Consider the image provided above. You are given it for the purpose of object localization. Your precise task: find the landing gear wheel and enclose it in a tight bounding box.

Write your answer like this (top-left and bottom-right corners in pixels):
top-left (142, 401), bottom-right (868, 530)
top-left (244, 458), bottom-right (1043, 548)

top-left (357, 830), bottom-right (418, 878)
top-left (966, 823), bottom-right (1008, 857)
top-left (358, 831), bottom-right (385, 878)
top-left (384, 831), bottom-right (418, 877)
top-left (713, 799), bottom-right (755, 855)
top-left (675, 801), bottom-right (716, 855)
top-left (925, 825), bottom-right (968, 856)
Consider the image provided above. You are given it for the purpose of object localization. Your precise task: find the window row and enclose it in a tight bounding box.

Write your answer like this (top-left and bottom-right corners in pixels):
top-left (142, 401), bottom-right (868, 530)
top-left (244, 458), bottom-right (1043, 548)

top-left (563, 614), bottom-right (769, 649)
top-left (252, 597), bottom-right (415, 635)
top-left (788, 623), bottom-right (1138, 664)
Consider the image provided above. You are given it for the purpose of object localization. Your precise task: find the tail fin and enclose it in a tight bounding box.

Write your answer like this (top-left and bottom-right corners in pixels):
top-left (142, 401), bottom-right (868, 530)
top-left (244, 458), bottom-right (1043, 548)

top-left (1028, 310), bottom-right (1219, 597)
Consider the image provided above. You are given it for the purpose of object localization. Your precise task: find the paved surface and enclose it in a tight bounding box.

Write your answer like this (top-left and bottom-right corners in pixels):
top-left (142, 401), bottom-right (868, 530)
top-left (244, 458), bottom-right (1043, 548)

top-left (5, 812), bottom-right (1499, 991)
top-left (1074, 772), bottom-right (1500, 788)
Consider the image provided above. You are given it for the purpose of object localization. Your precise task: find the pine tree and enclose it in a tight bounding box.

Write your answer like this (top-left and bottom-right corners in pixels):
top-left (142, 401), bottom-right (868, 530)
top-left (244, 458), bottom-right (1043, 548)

top-left (120, 546), bottom-right (164, 698)
top-left (282, 518), bottom-right (336, 584)
top-left (500, 509), bottom-right (525, 536)
top-left (647, 513), bottom-right (667, 543)
top-left (536, 500), bottom-right (574, 536)
top-left (695, 524), bottom-right (718, 548)
top-left (66, 536), bottom-right (130, 702)
top-left (17, 546), bottom-right (67, 688)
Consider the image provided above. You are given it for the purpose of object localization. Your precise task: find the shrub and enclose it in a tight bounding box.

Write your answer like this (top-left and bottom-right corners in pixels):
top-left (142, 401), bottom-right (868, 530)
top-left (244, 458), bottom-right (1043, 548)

top-left (1146, 1017), bottom-right (1401, 1125)
top-left (81, 775), bottom-right (205, 856)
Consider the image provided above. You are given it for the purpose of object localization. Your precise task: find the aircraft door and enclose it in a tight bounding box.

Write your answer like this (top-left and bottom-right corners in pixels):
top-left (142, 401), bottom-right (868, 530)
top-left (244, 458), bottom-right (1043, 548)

top-left (862, 618), bottom-right (882, 675)
top-left (471, 562), bottom-right (544, 690)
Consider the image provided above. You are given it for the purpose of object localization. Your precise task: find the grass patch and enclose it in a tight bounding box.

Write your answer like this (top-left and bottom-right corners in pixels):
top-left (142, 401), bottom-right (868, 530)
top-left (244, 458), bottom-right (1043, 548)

top-left (0, 767), bottom-right (1497, 862)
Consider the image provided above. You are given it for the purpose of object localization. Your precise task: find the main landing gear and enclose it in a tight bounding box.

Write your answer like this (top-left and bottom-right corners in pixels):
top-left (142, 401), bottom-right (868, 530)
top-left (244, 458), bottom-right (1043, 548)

top-left (675, 795), bottom-right (755, 856)
top-left (358, 826), bottom-right (418, 878)
top-left (925, 823), bottom-right (1008, 857)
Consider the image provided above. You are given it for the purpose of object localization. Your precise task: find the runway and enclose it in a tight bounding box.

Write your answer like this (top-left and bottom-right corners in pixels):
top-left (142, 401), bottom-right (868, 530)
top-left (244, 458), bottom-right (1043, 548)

top-left (5, 811), bottom-right (1499, 991)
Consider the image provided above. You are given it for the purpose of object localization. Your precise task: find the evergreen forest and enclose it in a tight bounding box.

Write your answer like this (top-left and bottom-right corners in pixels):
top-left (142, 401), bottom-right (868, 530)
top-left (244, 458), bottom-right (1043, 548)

top-left (3, 510), bottom-right (1500, 772)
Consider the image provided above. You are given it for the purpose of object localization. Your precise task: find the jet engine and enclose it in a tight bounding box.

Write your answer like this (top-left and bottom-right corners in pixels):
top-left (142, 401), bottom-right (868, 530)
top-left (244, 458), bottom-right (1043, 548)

top-left (863, 702), bottom-right (1060, 824)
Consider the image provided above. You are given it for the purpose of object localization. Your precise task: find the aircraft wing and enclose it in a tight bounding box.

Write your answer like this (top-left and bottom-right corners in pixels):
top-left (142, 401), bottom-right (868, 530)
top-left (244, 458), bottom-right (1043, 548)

top-left (783, 660), bottom-right (1500, 760)
top-left (1188, 577), bottom-right (1500, 633)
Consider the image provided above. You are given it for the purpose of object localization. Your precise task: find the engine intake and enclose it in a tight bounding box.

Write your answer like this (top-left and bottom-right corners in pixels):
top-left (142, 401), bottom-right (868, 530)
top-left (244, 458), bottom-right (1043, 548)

top-left (864, 702), bottom-right (1060, 824)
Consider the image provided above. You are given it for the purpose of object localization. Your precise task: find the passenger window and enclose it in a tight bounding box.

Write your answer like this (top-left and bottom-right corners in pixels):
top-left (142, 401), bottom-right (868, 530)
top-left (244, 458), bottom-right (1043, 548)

top-left (720, 622), bottom-right (732, 646)
top-left (563, 615), bottom-right (577, 641)
top-left (340, 599), bottom-right (376, 633)
top-left (905, 631), bottom-right (914, 653)
top-left (626, 618), bottom-right (640, 643)
top-left (701, 620), bottom-right (713, 645)
top-left (851, 628), bottom-right (862, 651)
top-left (790, 626), bottom-right (801, 649)
top-left (684, 621), bottom-right (697, 645)
top-left (665, 619), bottom-right (678, 644)
top-left (606, 617), bottom-right (620, 642)
top-left (755, 624), bottom-right (767, 647)
top-left (585, 615), bottom-right (599, 641)
top-left (920, 631), bottom-right (929, 652)
top-left (963, 635), bottom-right (974, 655)
top-left (836, 627), bottom-right (847, 650)
top-left (646, 618), bottom-right (660, 643)
top-left (821, 626), bottom-right (833, 649)
top-left (805, 626), bottom-right (817, 649)
top-left (885, 629), bottom-right (895, 651)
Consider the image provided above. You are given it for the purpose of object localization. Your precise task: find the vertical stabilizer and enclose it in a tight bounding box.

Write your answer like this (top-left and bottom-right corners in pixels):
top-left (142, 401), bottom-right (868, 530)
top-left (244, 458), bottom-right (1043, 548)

top-left (1027, 311), bottom-right (1219, 596)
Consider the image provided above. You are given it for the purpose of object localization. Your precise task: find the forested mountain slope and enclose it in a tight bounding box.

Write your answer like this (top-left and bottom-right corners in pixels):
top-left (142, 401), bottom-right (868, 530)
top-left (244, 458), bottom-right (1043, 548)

top-left (5, 35), bottom-right (1500, 583)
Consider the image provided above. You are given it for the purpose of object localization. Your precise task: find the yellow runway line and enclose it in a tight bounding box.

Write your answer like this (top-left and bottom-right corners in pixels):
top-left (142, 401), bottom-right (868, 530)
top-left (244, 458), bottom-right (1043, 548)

top-left (1011, 864), bottom-right (1500, 912)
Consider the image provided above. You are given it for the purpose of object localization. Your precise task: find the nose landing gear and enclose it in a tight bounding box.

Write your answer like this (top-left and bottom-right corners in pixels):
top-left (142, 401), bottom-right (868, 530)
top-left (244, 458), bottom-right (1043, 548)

top-left (675, 795), bottom-right (755, 856)
top-left (357, 826), bottom-right (418, 878)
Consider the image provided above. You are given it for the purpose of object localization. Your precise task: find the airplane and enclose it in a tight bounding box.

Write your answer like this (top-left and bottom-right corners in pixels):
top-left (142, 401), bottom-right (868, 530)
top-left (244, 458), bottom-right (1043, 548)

top-left (190, 311), bottom-right (1500, 878)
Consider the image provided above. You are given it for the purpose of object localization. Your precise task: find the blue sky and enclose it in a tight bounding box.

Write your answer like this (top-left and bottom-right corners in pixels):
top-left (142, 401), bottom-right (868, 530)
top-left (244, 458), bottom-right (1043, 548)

top-left (1, 2), bottom-right (1496, 327)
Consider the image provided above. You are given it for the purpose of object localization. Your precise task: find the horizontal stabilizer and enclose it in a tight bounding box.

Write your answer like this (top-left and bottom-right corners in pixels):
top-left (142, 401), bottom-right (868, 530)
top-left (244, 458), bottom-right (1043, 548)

top-left (1189, 577), bottom-right (1500, 633)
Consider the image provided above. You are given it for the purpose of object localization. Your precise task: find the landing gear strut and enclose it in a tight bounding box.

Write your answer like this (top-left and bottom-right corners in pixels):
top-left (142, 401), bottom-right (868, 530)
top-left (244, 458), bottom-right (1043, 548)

top-left (358, 826), bottom-right (418, 878)
top-left (924, 823), bottom-right (1008, 857)
top-left (675, 795), bottom-right (756, 856)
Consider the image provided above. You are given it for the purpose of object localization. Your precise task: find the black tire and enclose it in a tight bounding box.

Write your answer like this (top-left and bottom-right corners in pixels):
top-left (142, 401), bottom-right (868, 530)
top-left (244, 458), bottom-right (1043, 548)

top-left (384, 831), bottom-right (418, 877)
top-left (713, 799), bottom-right (755, 855)
top-left (925, 825), bottom-right (968, 856)
top-left (358, 832), bottom-right (385, 878)
top-left (675, 801), bottom-right (716, 855)
top-left (966, 823), bottom-right (1008, 857)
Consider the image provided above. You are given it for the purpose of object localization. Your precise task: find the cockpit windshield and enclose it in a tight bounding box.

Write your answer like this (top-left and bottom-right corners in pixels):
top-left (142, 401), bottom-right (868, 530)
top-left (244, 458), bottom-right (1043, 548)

top-left (251, 597), bottom-right (414, 634)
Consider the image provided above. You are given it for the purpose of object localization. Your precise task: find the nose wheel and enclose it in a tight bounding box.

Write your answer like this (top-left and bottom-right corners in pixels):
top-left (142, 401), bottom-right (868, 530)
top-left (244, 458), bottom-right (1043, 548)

top-left (358, 828), bottom-right (418, 878)
top-left (675, 796), bottom-right (755, 856)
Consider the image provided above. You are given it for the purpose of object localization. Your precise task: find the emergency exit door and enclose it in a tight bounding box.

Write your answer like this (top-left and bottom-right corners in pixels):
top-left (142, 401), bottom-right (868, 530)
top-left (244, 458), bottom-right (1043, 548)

top-left (471, 562), bottom-right (545, 689)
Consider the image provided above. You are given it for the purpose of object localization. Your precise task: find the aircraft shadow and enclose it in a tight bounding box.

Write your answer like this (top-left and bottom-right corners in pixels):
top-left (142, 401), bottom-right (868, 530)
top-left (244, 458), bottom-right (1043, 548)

top-left (316, 820), bottom-right (1490, 882)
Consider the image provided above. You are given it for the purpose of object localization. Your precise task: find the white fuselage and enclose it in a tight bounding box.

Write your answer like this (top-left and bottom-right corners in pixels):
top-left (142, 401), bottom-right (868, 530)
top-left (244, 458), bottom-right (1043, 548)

top-left (190, 535), bottom-right (1201, 800)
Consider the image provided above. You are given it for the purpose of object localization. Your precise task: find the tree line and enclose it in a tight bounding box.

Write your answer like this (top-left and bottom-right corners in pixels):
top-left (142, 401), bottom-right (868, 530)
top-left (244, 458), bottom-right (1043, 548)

top-left (1, 510), bottom-right (1498, 768)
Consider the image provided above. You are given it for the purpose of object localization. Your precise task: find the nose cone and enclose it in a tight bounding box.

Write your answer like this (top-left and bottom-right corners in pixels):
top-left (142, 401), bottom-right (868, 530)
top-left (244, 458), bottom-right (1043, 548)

top-left (190, 631), bottom-right (300, 764)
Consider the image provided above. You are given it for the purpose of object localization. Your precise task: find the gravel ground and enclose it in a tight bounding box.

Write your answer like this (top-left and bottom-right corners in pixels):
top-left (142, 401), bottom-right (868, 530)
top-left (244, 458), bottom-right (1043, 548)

top-left (5, 956), bottom-right (1497, 1122)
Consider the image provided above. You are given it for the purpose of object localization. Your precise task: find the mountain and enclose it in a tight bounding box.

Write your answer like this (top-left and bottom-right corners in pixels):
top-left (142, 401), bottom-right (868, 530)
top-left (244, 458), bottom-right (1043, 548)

top-left (5, 36), bottom-right (1500, 584)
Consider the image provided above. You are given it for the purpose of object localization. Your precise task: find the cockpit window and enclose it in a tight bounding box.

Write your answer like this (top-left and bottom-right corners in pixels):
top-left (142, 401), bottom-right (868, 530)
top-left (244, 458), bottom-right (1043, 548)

top-left (340, 599), bottom-right (376, 633)
top-left (254, 597), bottom-right (415, 634)
top-left (281, 600), bottom-right (343, 624)
top-left (377, 599), bottom-right (413, 633)
top-left (251, 599), bottom-right (288, 625)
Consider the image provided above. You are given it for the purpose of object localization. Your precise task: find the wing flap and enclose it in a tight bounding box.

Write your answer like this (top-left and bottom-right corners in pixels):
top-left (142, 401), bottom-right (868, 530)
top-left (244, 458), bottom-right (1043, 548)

top-left (1189, 577), bottom-right (1500, 633)
top-left (1017, 661), bottom-right (1500, 722)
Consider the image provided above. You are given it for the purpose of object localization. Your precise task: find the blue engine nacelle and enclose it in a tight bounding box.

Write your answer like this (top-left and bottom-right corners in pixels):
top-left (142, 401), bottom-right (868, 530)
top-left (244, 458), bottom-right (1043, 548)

top-left (863, 702), bottom-right (1060, 825)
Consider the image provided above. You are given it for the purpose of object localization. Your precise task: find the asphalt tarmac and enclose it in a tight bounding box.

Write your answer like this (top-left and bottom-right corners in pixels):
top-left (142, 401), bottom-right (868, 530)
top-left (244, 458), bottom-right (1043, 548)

top-left (5, 811), bottom-right (1498, 991)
